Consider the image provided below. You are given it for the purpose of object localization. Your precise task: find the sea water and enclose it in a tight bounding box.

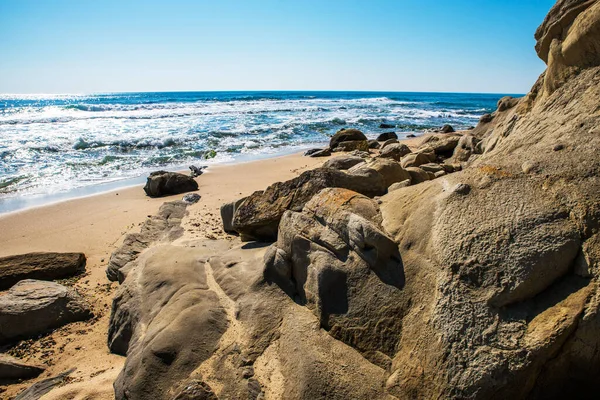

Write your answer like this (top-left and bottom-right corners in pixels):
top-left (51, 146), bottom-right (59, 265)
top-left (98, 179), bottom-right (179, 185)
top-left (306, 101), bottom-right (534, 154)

top-left (0, 91), bottom-right (515, 212)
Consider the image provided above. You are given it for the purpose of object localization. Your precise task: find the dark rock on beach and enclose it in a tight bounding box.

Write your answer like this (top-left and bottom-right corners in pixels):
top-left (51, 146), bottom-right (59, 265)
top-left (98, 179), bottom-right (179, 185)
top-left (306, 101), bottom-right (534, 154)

top-left (379, 123), bottom-right (395, 129)
top-left (376, 131), bottom-right (398, 141)
top-left (0, 354), bottom-right (45, 381)
top-left (0, 252), bottom-right (86, 290)
top-left (329, 128), bottom-right (367, 150)
top-left (143, 171), bottom-right (198, 197)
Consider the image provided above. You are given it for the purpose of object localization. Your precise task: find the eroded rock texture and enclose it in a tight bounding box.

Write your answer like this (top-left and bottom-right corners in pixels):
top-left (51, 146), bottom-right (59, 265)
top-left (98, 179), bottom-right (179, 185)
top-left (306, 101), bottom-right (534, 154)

top-left (108, 1), bottom-right (600, 398)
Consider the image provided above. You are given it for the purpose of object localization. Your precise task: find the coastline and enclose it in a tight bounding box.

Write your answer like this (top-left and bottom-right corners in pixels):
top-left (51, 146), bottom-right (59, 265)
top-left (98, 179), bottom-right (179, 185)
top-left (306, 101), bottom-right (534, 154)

top-left (0, 149), bottom-right (330, 398)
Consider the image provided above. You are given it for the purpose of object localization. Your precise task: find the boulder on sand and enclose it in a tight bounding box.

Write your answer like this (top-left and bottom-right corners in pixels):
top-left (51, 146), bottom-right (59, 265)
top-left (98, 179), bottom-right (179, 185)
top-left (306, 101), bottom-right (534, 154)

top-left (329, 129), bottom-right (367, 150)
top-left (440, 124), bottom-right (455, 133)
top-left (376, 131), bottom-right (398, 141)
top-left (143, 171), bottom-right (198, 197)
top-left (0, 353), bottom-right (45, 381)
top-left (0, 252), bottom-right (86, 291)
top-left (0, 280), bottom-right (91, 344)
top-left (400, 152), bottom-right (430, 169)
top-left (349, 158), bottom-right (412, 189)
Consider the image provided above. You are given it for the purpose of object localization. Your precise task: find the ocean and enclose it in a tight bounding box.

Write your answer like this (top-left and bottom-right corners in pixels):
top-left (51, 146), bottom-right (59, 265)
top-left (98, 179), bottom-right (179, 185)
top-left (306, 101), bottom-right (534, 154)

top-left (0, 91), bottom-right (513, 212)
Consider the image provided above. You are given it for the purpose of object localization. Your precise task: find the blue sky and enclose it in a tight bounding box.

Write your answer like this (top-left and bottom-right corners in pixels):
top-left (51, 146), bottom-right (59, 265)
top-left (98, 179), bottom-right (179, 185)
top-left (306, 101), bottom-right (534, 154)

top-left (0, 0), bottom-right (555, 94)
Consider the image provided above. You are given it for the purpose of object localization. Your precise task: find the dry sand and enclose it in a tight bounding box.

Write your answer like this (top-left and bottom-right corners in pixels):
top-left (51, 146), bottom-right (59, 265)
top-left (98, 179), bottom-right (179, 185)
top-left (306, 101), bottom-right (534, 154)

top-left (0, 136), bottom-right (425, 399)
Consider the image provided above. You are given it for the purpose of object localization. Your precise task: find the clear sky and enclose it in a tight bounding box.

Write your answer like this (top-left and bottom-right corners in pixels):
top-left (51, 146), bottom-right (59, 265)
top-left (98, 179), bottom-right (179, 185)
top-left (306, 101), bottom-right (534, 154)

top-left (0, 0), bottom-right (556, 94)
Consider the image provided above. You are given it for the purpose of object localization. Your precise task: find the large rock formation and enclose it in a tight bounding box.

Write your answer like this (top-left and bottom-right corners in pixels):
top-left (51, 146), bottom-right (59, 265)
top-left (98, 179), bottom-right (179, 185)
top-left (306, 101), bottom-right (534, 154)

top-left (107, 1), bottom-right (600, 399)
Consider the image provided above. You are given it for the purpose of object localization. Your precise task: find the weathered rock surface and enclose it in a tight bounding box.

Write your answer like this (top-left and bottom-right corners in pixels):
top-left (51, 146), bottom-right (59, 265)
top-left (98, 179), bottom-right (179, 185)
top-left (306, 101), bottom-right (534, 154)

top-left (322, 155), bottom-right (366, 170)
top-left (349, 158), bottom-right (412, 188)
top-left (419, 133), bottom-right (461, 157)
top-left (107, 2), bottom-right (600, 398)
top-left (0, 280), bottom-right (91, 344)
top-left (329, 128), bottom-right (367, 150)
top-left (0, 354), bottom-right (45, 381)
top-left (106, 201), bottom-right (188, 282)
top-left (400, 152), bottom-right (430, 168)
top-left (143, 171), bottom-right (198, 197)
top-left (379, 143), bottom-right (411, 161)
top-left (220, 197), bottom-right (247, 233)
top-left (332, 140), bottom-right (369, 152)
top-left (231, 168), bottom-right (388, 241)
top-left (0, 252), bottom-right (86, 290)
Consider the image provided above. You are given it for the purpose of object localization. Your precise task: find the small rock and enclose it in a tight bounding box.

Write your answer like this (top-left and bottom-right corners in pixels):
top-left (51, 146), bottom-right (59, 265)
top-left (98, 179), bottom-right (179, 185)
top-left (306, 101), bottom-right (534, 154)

top-left (329, 129), bottom-right (367, 150)
top-left (521, 161), bottom-right (538, 174)
top-left (143, 171), bottom-right (198, 197)
top-left (440, 124), bottom-right (455, 133)
top-left (553, 144), bottom-right (565, 151)
top-left (406, 134), bottom-right (416, 138)
top-left (182, 193), bottom-right (201, 204)
top-left (380, 138), bottom-right (399, 149)
top-left (452, 183), bottom-right (471, 195)
top-left (189, 165), bottom-right (207, 178)
top-left (400, 153), bottom-right (430, 169)
top-left (388, 180), bottom-right (411, 192)
top-left (322, 156), bottom-right (365, 171)
top-left (308, 148), bottom-right (332, 158)
top-left (304, 148), bottom-right (323, 156)
top-left (368, 139), bottom-right (381, 149)
top-left (333, 140), bottom-right (369, 152)
top-left (379, 123), bottom-right (395, 129)
top-left (380, 143), bottom-right (411, 161)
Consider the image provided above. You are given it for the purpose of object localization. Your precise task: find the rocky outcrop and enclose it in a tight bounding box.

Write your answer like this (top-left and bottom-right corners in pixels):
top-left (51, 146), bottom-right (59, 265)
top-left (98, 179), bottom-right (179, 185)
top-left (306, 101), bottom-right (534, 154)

top-left (106, 201), bottom-right (187, 282)
top-left (231, 168), bottom-right (388, 241)
top-left (0, 252), bottom-right (86, 290)
top-left (332, 140), bottom-right (369, 152)
top-left (0, 280), bottom-right (91, 344)
top-left (107, 2), bottom-right (600, 398)
top-left (0, 354), bottom-right (45, 381)
top-left (220, 197), bottom-right (247, 233)
top-left (143, 171), bottom-right (198, 197)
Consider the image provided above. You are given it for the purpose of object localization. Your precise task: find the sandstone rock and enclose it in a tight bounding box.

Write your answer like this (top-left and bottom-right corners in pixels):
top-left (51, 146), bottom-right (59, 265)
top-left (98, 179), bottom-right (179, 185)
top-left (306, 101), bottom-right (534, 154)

top-left (553, 143), bottom-right (565, 151)
top-left (480, 113), bottom-right (494, 123)
top-left (419, 163), bottom-right (445, 174)
top-left (232, 168), bottom-right (387, 241)
top-left (329, 129), bottom-right (367, 150)
top-left (0, 252), bottom-right (86, 291)
top-left (497, 96), bottom-right (520, 111)
top-left (322, 155), bottom-right (365, 170)
top-left (220, 197), bottom-right (247, 234)
top-left (333, 140), bottom-right (369, 152)
top-left (419, 134), bottom-right (461, 157)
top-left (380, 138), bottom-right (399, 149)
top-left (143, 171), bottom-right (198, 197)
top-left (388, 180), bottom-right (411, 192)
top-left (349, 158), bottom-right (412, 189)
top-left (368, 139), bottom-right (381, 149)
top-left (264, 188), bottom-right (406, 360)
top-left (404, 167), bottom-right (432, 184)
top-left (106, 201), bottom-right (187, 282)
top-left (451, 134), bottom-right (482, 163)
top-left (376, 131), bottom-right (398, 141)
top-left (0, 280), bottom-right (91, 344)
top-left (0, 354), bottom-right (45, 380)
top-left (110, 245), bottom-right (229, 398)
top-left (400, 152), bottom-right (430, 168)
top-left (379, 143), bottom-right (411, 161)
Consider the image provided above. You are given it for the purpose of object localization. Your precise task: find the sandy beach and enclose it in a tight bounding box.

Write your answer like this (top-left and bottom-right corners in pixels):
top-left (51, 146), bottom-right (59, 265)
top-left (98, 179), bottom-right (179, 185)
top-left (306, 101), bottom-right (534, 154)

top-left (0, 151), bottom-right (328, 399)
